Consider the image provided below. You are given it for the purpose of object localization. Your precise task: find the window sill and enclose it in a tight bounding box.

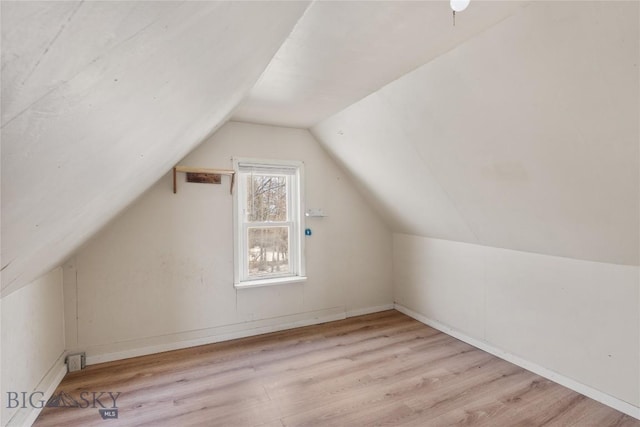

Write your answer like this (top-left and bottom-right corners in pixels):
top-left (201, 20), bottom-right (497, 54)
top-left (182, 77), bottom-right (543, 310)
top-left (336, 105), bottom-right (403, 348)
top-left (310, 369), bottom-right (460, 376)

top-left (234, 276), bottom-right (308, 289)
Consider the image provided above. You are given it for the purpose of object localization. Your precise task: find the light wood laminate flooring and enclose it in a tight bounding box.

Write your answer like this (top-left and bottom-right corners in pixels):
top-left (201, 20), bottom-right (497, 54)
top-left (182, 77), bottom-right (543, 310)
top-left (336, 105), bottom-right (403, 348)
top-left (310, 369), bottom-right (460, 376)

top-left (34, 310), bottom-right (639, 426)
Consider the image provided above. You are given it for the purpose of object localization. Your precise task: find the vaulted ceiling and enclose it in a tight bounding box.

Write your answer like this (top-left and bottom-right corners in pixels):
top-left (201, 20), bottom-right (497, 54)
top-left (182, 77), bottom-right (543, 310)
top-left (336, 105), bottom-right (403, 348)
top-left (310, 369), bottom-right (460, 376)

top-left (233, 0), bottom-right (527, 128)
top-left (1, 1), bottom-right (309, 295)
top-left (312, 1), bottom-right (639, 266)
top-left (2, 1), bottom-right (638, 295)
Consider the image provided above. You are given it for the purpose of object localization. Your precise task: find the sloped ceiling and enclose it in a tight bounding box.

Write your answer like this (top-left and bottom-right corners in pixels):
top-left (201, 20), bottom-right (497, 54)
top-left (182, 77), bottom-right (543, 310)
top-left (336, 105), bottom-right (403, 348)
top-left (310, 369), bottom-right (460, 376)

top-left (312, 1), bottom-right (639, 266)
top-left (1, 1), bottom-right (309, 296)
top-left (2, 0), bottom-right (637, 298)
top-left (233, 0), bottom-right (528, 128)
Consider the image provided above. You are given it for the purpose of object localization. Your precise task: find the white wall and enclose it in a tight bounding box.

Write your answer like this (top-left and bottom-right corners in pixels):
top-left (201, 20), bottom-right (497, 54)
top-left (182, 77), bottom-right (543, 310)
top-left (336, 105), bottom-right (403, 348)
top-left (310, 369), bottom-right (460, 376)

top-left (393, 234), bottom-right (640, 411)
top-left (1, 268), bottom-right (66, 426)
top-left (65, 122), bottom-right (392, 361)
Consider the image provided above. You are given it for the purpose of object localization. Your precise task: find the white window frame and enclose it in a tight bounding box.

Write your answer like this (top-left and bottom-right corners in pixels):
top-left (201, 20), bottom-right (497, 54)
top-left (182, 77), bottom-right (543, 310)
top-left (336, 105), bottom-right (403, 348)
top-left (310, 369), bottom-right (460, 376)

top-left (233, 158), bottom-right (306, 288)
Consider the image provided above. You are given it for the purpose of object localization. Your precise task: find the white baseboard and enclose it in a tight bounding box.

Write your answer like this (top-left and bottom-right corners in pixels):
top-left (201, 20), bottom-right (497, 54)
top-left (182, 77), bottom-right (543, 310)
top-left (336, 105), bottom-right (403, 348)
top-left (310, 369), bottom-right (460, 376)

top-left (346, 304), bottom-right (394, 318)
top-left (394, 303), bottom-right (640, 420)
top-left (85, 304), bottom-right (393, 366)
top-left (7, 353), bottom-right (67, 427)
top-left (86, 311), bottom-right (343, 365)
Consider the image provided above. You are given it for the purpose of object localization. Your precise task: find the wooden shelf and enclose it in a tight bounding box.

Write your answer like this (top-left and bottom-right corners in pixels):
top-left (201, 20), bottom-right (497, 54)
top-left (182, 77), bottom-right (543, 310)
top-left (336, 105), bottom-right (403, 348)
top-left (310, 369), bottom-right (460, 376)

top-left (173, 166), bottom-right (235, 194)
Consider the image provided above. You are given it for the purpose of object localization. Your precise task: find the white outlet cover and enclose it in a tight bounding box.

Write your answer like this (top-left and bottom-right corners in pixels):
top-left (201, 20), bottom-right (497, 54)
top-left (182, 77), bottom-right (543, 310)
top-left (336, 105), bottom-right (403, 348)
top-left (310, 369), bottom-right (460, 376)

top-left (67, 354), bottom-right (83, 372)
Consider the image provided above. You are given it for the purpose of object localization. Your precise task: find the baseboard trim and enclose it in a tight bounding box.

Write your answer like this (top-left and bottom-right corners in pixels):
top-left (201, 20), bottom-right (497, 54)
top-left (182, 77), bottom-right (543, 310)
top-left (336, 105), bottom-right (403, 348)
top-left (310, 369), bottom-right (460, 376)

top-left (394, 303), bottom-right (640, 420)
top-left (86, 312), bottom-right (344, 365)
top-left (7, 353), bottom-right (67, 427)
top-left (346, 304), bottom-right (394, 318)
top-left (85, 304), bottom-right (393, 366)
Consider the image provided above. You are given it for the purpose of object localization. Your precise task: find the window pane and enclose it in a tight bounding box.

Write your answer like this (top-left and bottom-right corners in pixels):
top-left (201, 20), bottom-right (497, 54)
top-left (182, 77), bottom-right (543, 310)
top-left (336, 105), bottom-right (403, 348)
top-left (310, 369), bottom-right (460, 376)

top-left (246, 175), bottom-right (287, 222)
top-left (247, 227), bottom-right (289, 277)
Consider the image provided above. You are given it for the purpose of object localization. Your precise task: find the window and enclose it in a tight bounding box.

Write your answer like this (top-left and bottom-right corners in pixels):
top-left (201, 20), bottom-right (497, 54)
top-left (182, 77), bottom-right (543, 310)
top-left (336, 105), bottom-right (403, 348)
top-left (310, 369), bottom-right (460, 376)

top-left (233, 158), bottom-right (306, 287)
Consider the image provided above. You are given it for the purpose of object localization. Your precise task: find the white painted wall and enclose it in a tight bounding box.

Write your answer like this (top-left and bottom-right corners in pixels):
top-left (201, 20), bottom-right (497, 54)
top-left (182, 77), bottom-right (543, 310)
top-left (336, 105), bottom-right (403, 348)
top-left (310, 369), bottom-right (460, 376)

top-left (1, 268), bottom-right (65, 426)
top-left (65, 122), bottom-right (392, 361)
top-left (393, 234), bottom-right (640, 410)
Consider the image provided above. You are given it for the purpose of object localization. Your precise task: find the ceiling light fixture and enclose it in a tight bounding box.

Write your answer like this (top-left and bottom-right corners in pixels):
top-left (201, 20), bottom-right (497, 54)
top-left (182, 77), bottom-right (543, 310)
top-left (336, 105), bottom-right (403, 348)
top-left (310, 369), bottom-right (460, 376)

top-left (450, 0), bottom-right (470, 26)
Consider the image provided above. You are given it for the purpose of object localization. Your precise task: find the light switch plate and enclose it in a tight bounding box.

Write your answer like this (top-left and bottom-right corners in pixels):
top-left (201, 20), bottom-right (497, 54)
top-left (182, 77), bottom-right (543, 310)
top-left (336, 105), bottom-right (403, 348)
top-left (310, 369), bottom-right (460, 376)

top-left (305, 208), bottom-right (327, 217)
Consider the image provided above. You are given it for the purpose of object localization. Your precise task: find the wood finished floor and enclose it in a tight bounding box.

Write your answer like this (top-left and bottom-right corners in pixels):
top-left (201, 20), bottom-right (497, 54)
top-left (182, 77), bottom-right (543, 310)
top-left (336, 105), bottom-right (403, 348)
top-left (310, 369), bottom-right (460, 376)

top-left (34, 310), bottom-right (639, 427)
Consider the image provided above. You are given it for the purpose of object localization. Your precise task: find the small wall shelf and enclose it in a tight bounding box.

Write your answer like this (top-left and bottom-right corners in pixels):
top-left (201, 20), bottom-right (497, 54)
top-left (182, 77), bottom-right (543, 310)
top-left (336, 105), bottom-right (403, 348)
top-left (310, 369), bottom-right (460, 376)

top-left (173, 166), bottom-right (236, 194)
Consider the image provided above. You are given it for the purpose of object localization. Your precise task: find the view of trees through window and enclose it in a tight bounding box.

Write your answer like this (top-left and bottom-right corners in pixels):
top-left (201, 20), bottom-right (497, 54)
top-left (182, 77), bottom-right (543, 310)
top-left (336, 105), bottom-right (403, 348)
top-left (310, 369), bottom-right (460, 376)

top-left (246, 175), bottom-right (290, 277)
